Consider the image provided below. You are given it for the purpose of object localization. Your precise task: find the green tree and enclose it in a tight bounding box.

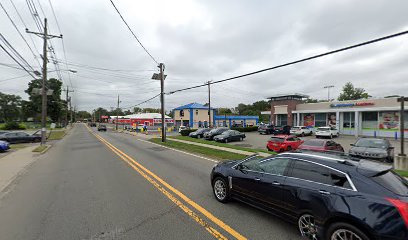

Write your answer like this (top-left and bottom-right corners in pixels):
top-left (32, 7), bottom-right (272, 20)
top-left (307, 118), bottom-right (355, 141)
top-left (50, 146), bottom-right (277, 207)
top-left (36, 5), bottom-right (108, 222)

top-left (133, 107), bottom-right (142, 113)
top-left (338, 82), bottom-right (370, 101)
top-left (94, 107), bottom-right (109, 121)
top-left (142, 108), bottom-right (160, 113)
top-left (76, 111), bottom-right (91, 120)
top-left (304, 98), bottom-right (319, 103)
top-left (0, 92), bottom-right (22, 122)
top-left (25, 78), bottom-right (64, 122)
top-left (217, 108), bottom-right (233, 115)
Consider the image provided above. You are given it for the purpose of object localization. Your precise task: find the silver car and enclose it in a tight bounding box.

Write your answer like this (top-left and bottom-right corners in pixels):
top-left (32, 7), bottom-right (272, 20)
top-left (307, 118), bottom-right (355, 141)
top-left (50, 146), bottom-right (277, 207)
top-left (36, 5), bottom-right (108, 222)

top-left (349, 138), bottom-right (394, 163)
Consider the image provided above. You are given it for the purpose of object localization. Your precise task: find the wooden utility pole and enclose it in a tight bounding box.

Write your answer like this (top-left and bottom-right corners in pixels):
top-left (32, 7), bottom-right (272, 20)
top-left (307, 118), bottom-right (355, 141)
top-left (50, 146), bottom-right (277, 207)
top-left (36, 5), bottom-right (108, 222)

top-left (26, 18), bottom-right (62, 145)
top-left (116, 94), bottom-right (120, 130)
top-left (398, 96), bottom-right (408, 156)
top-left (159, 63), bottom-right (166, 142)
top-left (207, 81), bottom-right (212, 128)
top-left (63, 86), bottom-right (74, 127)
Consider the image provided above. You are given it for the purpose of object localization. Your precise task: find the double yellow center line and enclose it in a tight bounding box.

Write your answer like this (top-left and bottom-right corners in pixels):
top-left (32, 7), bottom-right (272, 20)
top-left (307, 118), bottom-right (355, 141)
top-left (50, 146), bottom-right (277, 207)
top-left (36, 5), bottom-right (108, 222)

top-left (87, 127), bottom-right (247, 240)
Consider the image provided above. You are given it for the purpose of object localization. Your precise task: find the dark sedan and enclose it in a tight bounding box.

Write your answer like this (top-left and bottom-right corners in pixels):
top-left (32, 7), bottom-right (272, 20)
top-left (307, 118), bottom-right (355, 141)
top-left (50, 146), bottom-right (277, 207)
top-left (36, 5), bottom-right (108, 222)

top-left (213, 130), bottom-right (245, 143)
top-left (0, 131), bottom-right (41, 144)
top-left (211, 151), bottom-right (408, 240)
top-left (203, 127), bottom-right (229, 140)
top-left (97, 125), bottom-right (107, 131)
top-left (273, 125), bottom-right (291, 135)
top-left (258, 124), bottom-right (274, 134)
top-left (188, 128), bottom-right (210, 138)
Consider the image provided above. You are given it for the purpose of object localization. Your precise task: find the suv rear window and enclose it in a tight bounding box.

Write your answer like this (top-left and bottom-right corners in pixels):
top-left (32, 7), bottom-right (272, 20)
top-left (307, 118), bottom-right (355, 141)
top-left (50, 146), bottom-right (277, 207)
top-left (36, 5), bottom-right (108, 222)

top-left (372, 171), bottom-right (408, 196)
top-left (303, 140), bottom-right (325, 147)
top-left (269, 137), bottom-right (284, 143)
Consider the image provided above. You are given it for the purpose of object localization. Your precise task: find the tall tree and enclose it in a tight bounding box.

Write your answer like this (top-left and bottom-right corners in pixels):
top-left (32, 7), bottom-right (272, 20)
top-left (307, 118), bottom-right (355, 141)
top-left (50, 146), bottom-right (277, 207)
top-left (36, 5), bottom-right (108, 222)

top-left (133, 107), bottom-right (142, 113)
top-left (338, 82), bottom-right (370, 101)
top-left (25, 78), bottom-right (64, 122)
top-left (0, 92), bottom-right (22, 122)
top-left (217, 108), bottom-right (233, 115)
top-left (76, 111), bottom-right (92, 120)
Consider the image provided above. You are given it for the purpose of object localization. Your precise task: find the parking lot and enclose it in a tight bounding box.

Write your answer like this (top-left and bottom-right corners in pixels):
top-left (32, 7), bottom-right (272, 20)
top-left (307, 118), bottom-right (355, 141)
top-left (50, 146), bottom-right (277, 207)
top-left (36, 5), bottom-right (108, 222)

top-left (227, 131), bottom-right (408, 155)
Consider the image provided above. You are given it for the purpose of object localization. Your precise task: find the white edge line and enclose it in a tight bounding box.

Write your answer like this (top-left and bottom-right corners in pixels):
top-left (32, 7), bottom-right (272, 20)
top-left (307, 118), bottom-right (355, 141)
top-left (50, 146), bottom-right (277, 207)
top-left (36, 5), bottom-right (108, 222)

top-left (136, 138), bottom-right (219, 163)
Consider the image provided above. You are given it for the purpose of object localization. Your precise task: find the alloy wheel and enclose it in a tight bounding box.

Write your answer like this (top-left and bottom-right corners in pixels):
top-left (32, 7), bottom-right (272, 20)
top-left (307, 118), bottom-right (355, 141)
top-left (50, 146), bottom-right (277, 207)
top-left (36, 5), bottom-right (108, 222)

top-left (298, 214), bottom-right (318, 240)
top-left (213, 179), bottom-right (227, 200)
top-left (331, 229), bottom-right (363, 240)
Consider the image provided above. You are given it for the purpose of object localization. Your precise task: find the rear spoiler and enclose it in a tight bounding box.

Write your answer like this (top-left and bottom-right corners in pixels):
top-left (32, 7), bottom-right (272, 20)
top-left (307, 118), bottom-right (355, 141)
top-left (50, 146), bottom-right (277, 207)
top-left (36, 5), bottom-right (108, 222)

top-left (357, 160), bottom-right (393, 177)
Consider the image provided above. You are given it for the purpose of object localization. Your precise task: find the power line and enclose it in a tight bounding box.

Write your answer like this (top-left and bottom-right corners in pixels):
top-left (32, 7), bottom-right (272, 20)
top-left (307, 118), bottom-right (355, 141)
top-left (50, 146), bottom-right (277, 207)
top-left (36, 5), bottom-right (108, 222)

top-left (0, 42), bottom-right (37, 79)
top-left (168, 29), bottom-right (408, 95)
top-left (109, 0), bottom-right (158, 64)
top-left (122, 93), bottom-right (161, 109)
top-left (0, 1), bottom-right (41, 69)
top-left (0, 74), bottom-right (29, 83)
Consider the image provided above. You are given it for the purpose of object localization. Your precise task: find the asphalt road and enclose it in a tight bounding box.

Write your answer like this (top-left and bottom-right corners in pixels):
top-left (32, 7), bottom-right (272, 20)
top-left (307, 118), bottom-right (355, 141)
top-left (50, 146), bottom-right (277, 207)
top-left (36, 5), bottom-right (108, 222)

top-left (0, 124), bottom-right (301, 240)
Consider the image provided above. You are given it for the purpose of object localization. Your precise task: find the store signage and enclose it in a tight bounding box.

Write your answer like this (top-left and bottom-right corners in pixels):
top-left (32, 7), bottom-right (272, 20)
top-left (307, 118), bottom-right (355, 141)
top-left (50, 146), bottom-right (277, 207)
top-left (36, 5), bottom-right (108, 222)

top-left (153, 119), bottom-right (174, 123)
top-left (330, 102), bottom-right (374, 108)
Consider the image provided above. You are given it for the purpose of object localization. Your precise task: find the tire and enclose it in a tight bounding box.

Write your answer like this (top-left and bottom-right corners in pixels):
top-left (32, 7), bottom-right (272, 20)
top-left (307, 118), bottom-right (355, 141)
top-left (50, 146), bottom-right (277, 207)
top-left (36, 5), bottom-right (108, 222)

top-left (330, 134), bottom-right (333, 139)
top-left (326, 222), bottom-right (370, 240)
top-left (298, 214), bottom-right (318, 240)
top-left (301, 132), bottom-right (305, 137)
top-left (240, 137), bottom-right (243, 141)
top-left (212, 177), bottom-right (229, 203)
top-left (224, 138), bottom-right (228, 143)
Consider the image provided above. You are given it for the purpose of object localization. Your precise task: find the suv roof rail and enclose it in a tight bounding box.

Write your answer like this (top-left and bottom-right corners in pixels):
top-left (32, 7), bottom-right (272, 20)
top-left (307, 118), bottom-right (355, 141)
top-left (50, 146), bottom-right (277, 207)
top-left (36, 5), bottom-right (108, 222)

top-left (284, 151), bottom-right (347, 163)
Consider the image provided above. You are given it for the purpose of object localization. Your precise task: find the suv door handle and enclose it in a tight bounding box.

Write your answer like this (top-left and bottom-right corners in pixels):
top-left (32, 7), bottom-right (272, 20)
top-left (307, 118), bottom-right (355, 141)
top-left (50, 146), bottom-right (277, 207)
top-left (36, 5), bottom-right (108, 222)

top-left (319, 190), bottom-right (331, 195)
top-left (254, 177), bottom-right (261, 181)
top-left (272, 181), bottom-right (281, 186)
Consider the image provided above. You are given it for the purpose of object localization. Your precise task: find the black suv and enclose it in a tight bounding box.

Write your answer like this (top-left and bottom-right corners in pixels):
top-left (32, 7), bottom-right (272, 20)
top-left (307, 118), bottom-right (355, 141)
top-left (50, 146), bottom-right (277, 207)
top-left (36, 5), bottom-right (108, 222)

top-left (211, 151), bottom-right (408, 240)
top-left (258, 125), bottom-right (291, 135)
top-left (97, 125), bottom-right (107, 131)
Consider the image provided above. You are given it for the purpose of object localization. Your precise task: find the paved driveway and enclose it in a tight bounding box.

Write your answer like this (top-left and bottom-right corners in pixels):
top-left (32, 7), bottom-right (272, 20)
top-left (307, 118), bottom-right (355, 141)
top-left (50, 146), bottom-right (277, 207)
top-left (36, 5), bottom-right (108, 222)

top-left (228, 131), bottom-right (408, 155)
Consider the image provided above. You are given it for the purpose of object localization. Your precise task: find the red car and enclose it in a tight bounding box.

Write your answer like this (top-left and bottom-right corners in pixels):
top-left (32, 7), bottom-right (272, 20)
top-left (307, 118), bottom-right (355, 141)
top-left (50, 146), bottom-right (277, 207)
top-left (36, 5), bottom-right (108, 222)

top-left (298, 139), bottom-right (344, 152)
top-left (266, 135), bottom-right (303, 152)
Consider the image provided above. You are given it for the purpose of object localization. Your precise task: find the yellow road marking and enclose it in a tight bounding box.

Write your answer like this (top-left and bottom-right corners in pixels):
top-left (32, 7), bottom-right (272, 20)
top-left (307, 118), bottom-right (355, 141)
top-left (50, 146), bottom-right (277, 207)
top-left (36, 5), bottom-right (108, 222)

top-left (91, 133), bottom-right (227, 240)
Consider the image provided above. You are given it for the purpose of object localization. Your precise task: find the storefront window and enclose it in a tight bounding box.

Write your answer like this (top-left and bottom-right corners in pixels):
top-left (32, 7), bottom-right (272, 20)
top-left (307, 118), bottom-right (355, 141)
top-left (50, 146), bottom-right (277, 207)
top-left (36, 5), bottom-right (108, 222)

top-left (315, 113), bottom-right (327, 127)
top-left (362, 112), bottom-right (378, 129)
top-left (379, 112), bottom-right (399, 130)
top-left (303, 114), bottom-right (314, 127)
top-left (343, 112), bottom-right (355, 128)
top-left (276, 114), bottom-right (288, 126)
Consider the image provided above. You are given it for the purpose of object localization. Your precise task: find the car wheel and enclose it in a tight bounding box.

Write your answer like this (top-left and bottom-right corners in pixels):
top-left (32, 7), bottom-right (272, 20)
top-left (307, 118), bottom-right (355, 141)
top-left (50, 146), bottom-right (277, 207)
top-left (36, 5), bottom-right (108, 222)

top-left (298, 214), bottom-right (318, 240)
top-left (224, 139), bottom-right (228, 143)
top-left (330, 134), bottom-right (333, 139)
top-left (327, 222), bottom-right (370, 240)
top-left (212, 177), bottom-right (229, 203)
top-left (240, 137), bottom-right (243, 141)
top-left (197, 135), bottom-right (201, 139)
top-left (301, 132), bottom-right (305, 137)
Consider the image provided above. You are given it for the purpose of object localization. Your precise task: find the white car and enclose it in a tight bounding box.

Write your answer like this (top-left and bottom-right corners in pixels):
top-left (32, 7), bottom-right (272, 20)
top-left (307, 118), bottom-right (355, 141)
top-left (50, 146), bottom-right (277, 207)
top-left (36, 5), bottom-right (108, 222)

top-left (290, 126), bottom-right (313, 136)
top-left (178, 126), bottom-right (187, 133)
top-left (315, 126), bottom-right (339, 139)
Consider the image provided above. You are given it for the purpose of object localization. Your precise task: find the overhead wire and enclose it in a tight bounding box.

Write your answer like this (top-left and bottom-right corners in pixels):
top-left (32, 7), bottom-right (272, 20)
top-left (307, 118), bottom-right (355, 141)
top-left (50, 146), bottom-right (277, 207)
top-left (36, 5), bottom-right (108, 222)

top-left (109, 0), bottom-right (159, 64)
top-left (168, 29), bottom-right (408, 95)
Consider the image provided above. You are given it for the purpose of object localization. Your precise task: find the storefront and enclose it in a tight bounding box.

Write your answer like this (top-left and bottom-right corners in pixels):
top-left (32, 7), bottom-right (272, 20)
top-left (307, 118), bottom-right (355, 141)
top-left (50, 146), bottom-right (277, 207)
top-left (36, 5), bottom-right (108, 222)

top-left (214, 115), bottom-right (259, 127)
top-left (292, 97), bottom-right (407, 138)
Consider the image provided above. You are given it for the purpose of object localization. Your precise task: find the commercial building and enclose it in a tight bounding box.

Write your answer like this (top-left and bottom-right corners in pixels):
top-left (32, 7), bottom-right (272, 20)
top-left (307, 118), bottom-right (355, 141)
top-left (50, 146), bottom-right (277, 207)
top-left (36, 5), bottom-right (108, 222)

top-left (263, 94), bottom-right (407, 138)
top-left (173, 102), bottom-right (259, 128)
top-left (112, 113), bottom-right (173, 127)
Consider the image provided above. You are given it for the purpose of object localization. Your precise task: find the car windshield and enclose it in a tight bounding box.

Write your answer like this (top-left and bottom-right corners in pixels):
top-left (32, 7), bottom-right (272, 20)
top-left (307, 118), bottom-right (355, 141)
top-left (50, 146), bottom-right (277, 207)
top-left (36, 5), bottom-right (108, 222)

top-left (302, 139), bottom-right (325, 147)
top-left (291, 127), bottom-right (300, 130)
top-left (355, 139), bottom-right (387, 148)
top-left (221, 131), bottom-right (232, 135)
top-left (269, 137), bottom-right (285, 143)
top-left (317, 127), bottom-right (330, 131)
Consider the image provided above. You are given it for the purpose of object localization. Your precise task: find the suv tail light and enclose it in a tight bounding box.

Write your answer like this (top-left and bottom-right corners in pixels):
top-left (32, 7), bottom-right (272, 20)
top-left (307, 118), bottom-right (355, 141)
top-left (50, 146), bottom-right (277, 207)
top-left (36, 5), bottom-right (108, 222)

top-left (387, 198), bottom-right (408, 228)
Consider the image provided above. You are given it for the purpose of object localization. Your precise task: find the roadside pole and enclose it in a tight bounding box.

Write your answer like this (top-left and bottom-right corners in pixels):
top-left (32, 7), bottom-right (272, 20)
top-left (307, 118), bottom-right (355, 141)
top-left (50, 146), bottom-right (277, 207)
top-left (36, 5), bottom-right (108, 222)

top-left (398, 97), bottom-right (407, 156)
top-left (160, 63), bottom-right (166, 142)
top-left (26, 18), bottom-right (62, 145)
top-left (207, 81), bottom-right (212, 128)
top-left (116, 94), bottom-right (119, 131)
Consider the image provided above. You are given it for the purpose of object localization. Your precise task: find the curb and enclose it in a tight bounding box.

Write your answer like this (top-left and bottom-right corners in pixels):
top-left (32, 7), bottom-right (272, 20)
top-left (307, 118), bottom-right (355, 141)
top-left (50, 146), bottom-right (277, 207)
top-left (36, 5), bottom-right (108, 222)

top-left (32, 144), bottom-right (52, 154)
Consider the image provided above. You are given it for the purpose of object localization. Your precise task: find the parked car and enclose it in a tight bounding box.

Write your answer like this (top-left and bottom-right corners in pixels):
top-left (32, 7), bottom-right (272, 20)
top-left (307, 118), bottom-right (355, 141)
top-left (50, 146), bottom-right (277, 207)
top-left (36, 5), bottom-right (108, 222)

top-left (203, 127), bottom-right (229, 140)
top-left (273, 125), bottom-right (291, 135)
top-left (178, 125), bottom-right (188, 133)
top-left (258, 124), bottom-right (274, 134)
top-left (290, 126), bottom-right (313, 136)
top-left (0, 140), bottom-right (10, 152)
top-left (0, 131), bottom-right (41, 144)
top-left (315, 126), bottom-right (339, 139)
top-left (349, 137), bottom-right (394, 163)
top-left (213, 130), bottom-right (246, 143)
top-left (298, 139), bottom-right (344, 152)
top-left (189, 128), bottom-right (210, 138)
top-left (210, 151), bottom-right (408, 240)
top-left (88, 122), bottom-right (97, 127)
top-left (266, 135), bottom-right (303, 152)
top-left (97, 125), bottom-right (107, 132)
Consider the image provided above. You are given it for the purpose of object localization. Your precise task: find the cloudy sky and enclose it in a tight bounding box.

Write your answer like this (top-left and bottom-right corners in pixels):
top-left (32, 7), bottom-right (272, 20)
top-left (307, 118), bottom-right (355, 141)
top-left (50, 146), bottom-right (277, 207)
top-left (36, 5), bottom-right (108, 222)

top-left (1, 0), bottom-right (408, 112)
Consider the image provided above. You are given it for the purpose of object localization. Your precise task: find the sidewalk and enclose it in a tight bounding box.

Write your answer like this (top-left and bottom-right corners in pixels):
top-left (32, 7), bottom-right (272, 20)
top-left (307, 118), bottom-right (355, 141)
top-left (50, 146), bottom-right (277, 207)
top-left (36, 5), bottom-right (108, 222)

top-left (0, 145), bottom-right (40, 194)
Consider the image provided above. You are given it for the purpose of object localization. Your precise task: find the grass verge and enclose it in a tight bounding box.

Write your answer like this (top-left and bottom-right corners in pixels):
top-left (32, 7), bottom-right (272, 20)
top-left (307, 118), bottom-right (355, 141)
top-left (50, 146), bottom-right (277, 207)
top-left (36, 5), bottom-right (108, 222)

top-left (150, 138), bottom-right (247, 160)
top-left (32, 145), bottom-right (48, 153)
top-left (170, 135), bottom-right (270, 154)
top-left (10, 144), bottom-right (28, 150)
top-left (48, 130), bottom-right (66, 140)
top-left (395, 170), bottom-right (408, 178)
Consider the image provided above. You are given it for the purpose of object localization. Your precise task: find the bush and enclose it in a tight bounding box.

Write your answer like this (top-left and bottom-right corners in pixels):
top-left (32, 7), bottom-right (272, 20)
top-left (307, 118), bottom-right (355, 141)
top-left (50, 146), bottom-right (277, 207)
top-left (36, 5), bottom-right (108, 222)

top-left (180, 129), bottom-right (197, 136)
top-left (231, 126), bottom-right (259, 132)
top-left (1, 122), bottom-right (26, 130)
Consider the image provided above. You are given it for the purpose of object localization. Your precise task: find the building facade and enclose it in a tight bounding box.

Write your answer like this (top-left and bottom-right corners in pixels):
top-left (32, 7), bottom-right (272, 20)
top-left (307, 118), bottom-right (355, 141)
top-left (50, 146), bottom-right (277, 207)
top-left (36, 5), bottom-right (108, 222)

top-left (173, 103), bottom-right (216, 128)
top-left (264, 95), bottom-right (407, 138)
top-left (214, 115), bottom-right (259, 127)
top-left (112, 113), bottom-right (173, 127)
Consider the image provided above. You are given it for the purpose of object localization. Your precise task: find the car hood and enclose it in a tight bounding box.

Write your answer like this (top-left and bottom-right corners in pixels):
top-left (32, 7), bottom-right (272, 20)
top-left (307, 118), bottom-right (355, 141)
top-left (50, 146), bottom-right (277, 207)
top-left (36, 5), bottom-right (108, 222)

top-left (350, 146), bottom-right (387, 154)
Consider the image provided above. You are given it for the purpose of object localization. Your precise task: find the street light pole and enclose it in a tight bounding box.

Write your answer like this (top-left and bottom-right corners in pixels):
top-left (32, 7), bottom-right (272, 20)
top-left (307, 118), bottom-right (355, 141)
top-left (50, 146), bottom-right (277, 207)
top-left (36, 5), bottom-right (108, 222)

top-left (207, 81), bottom-right (212, 128)
top-left (398, 96), bottom-right (408, 156)
top-left (116, 94), bottom-right (120, 131)
top-left (159, 63), bottom-right (166, 142)
top-left (26, 18), bottom-right (62, 145)
top-left (324, 85), bottom-right (334, 101)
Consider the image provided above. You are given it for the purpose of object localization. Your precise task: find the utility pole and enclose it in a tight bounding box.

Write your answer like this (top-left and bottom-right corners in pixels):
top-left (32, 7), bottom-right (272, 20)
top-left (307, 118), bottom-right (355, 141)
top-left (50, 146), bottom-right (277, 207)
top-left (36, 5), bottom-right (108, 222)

top-left (26, 18), bottom-right (62, 145)
top-left (207, 81), bottom-right (212, 128)
top-left (324, 85), bottom-right (334, 101)
top-left (116, 94), bottom-right (120, 131)
top-left (63, 86), bottom-right (74, 127)
top-left (69, 96), bottom-right (73, 126)
top-left (159, 63), bottom-right (166, 142)
top-left (398, 96), bottom-right (408, 156)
